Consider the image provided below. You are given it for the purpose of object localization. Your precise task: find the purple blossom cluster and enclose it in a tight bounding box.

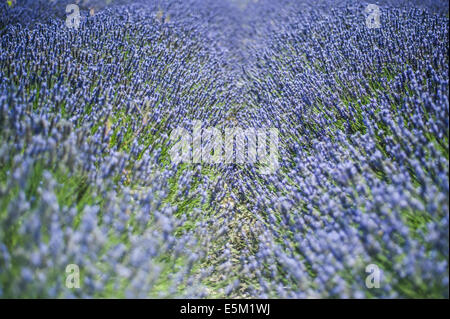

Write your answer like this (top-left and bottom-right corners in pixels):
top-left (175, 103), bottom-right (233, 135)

top-left (0, 0), bottom-right (448, 298)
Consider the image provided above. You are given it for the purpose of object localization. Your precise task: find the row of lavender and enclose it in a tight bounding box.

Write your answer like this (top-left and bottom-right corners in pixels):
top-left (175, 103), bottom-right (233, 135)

top-left (231, 0), bottom-right (449, 297)
top-left (0, 0), bottom-right (241, 297)
top-left (0, 0), bottom-right (448, 298)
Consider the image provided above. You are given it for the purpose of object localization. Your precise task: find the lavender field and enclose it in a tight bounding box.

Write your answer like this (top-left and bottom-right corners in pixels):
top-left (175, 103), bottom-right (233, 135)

top-left (0, 0), bottom-right (448, 298)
